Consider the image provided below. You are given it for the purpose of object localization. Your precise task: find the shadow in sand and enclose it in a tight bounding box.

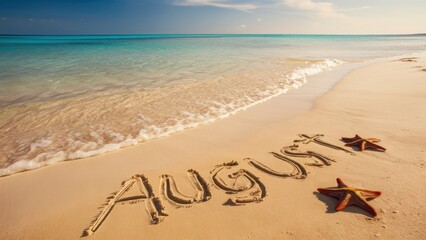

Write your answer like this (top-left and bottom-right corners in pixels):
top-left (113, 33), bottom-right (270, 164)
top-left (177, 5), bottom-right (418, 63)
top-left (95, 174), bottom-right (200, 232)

top-left (222, 199), bottom-right (238, 206)
top-left (313, 191), bottom-right (336, 213)
top-left (313, 191), bottom-right (374, 217)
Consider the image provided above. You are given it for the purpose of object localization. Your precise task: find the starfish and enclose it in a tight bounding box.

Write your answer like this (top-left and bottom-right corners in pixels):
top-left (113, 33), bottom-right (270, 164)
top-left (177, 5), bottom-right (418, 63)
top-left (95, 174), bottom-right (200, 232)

top-left (317, 178), bottom-right (381, 217)
top-left (341, 134), bottom-right (386, 152)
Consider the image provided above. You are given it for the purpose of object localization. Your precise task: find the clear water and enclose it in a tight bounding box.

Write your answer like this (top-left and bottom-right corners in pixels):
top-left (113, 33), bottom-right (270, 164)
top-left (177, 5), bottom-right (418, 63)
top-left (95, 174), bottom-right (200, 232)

top-left (0, 34), bottom-right (425, 176)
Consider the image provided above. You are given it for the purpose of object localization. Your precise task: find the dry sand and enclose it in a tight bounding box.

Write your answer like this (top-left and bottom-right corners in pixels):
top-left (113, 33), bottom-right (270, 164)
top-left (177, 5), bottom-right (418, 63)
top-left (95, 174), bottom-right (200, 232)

top-left (0, 56), bottom-right (425, 240)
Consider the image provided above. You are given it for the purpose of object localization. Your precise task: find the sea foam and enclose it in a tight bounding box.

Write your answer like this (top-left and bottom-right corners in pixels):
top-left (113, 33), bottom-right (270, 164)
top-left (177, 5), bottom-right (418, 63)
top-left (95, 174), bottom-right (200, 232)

top-left (0, 59), bottom-right (342, 177)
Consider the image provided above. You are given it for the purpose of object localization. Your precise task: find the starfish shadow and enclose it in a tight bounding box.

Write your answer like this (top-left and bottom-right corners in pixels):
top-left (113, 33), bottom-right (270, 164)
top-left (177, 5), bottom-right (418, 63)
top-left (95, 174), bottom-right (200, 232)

top-left (313, 192), bottom-right (374, 217)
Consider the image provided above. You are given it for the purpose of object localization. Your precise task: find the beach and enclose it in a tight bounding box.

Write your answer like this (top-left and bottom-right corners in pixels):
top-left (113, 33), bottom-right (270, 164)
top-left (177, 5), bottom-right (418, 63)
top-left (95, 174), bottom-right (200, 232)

top-left (2, 35), bottom-right (426, 176)
top-left (0, 55), bottom-right (425, 240)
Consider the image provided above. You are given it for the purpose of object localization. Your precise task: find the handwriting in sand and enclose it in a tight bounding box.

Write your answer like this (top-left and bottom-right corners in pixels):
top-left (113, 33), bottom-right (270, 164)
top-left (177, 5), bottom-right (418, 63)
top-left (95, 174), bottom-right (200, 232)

top-left (82, 134), bottom-right (353, 237)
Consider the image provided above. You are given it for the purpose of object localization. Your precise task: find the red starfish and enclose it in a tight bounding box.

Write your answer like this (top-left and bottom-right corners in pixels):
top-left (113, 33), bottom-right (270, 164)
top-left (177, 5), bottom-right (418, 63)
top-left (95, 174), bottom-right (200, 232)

top-left (317, 178), bottom-right (381, 217)
top-left (341, 134), bottom-right (386, 152)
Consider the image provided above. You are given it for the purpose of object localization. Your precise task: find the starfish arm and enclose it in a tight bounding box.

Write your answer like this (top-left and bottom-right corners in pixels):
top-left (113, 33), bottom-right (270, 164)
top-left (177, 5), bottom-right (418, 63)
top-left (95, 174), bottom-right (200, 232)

top-left (336, 178), bottom-right (348, 188)
top-left (341, 135), bottom-right (362, 143)
top-left (367, 138), bottom-right (381, 143)
top-left (361, 141), bottom-right (366, 151)
top-left (359, 190), bottom-right (381, 200)
top-left (344, 139), bottom-right (363, 146)
top-left (353, 197), bottom-right (378, 217)
top-left (317, 188), bottom-right (346, 199)
top-left (335, 193), bottom-right (352, 211)
top-left (364, 142), bottom-right (386, 151)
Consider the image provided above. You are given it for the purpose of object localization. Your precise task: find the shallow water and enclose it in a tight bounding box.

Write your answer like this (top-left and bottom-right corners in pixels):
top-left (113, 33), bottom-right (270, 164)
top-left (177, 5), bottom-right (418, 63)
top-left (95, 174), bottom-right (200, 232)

top-left (0, 34), bottom-right (425, 176)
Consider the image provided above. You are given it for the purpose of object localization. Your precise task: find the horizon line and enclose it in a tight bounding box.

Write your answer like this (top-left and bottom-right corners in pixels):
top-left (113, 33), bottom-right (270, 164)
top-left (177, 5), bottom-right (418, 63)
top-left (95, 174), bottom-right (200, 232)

top-left (1, 33), bottom-right (425, 37)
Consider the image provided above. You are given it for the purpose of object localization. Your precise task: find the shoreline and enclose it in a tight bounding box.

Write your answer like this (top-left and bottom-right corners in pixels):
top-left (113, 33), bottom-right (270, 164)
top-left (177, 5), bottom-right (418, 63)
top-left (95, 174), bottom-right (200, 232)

top-left (1, 51), bottom-right (423, 177)
top-left (0, 58), bottom-right (344, 177)
top-left (0, 56), bottom-right (425, 240)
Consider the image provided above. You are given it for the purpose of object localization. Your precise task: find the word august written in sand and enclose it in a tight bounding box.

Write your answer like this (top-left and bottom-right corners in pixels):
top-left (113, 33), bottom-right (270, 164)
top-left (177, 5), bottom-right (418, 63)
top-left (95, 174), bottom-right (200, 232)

top-left (82, 134), bottom-right (353, 237)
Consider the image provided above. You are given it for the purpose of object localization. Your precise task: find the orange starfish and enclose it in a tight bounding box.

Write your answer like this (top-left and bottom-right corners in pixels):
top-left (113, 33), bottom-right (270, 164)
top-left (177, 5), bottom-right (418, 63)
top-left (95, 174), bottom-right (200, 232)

top-left (317, 178), bottom-right (381, 217)
top-left (341, 134), bottom-right (386, 152)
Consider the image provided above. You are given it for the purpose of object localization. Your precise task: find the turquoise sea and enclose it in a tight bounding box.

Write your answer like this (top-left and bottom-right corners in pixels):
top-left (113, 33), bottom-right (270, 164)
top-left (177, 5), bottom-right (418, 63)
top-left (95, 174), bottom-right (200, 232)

top-left (1, 34), bottom-right (425, 176)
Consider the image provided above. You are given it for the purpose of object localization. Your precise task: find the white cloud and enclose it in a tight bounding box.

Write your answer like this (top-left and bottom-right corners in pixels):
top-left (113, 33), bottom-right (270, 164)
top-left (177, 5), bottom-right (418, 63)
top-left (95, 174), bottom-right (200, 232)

top-left (282, 0), bottom-right (342, 18)
top-left (240, 24), bottom-right (247, 28)
top-left (173, 0), bottom-right (259, 11)
top-left (173, 0), bottom-right (368, 17)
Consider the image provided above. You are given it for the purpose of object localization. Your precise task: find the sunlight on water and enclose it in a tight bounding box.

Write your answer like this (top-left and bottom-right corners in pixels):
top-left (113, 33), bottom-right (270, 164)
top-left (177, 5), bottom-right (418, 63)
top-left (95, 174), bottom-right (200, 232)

top-left (0, 34), bottom-right (425, 176)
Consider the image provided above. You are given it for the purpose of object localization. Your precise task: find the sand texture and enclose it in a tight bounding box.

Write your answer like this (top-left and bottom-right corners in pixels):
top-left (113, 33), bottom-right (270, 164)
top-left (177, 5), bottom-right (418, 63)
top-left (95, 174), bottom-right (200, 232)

top-left (0, 56), bottom-right (425, 240)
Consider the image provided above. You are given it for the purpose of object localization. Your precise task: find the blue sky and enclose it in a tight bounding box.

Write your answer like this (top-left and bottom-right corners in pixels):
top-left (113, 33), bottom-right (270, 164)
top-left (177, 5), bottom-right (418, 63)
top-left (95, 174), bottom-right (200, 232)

top-left (0, 0), bottom-right (425, 34)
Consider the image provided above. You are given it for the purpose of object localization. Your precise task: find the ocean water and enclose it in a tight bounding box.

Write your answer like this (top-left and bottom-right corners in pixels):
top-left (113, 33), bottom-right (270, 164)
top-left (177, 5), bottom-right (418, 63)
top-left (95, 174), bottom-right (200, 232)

top-left (1, 34), bottom-right (425, 176)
